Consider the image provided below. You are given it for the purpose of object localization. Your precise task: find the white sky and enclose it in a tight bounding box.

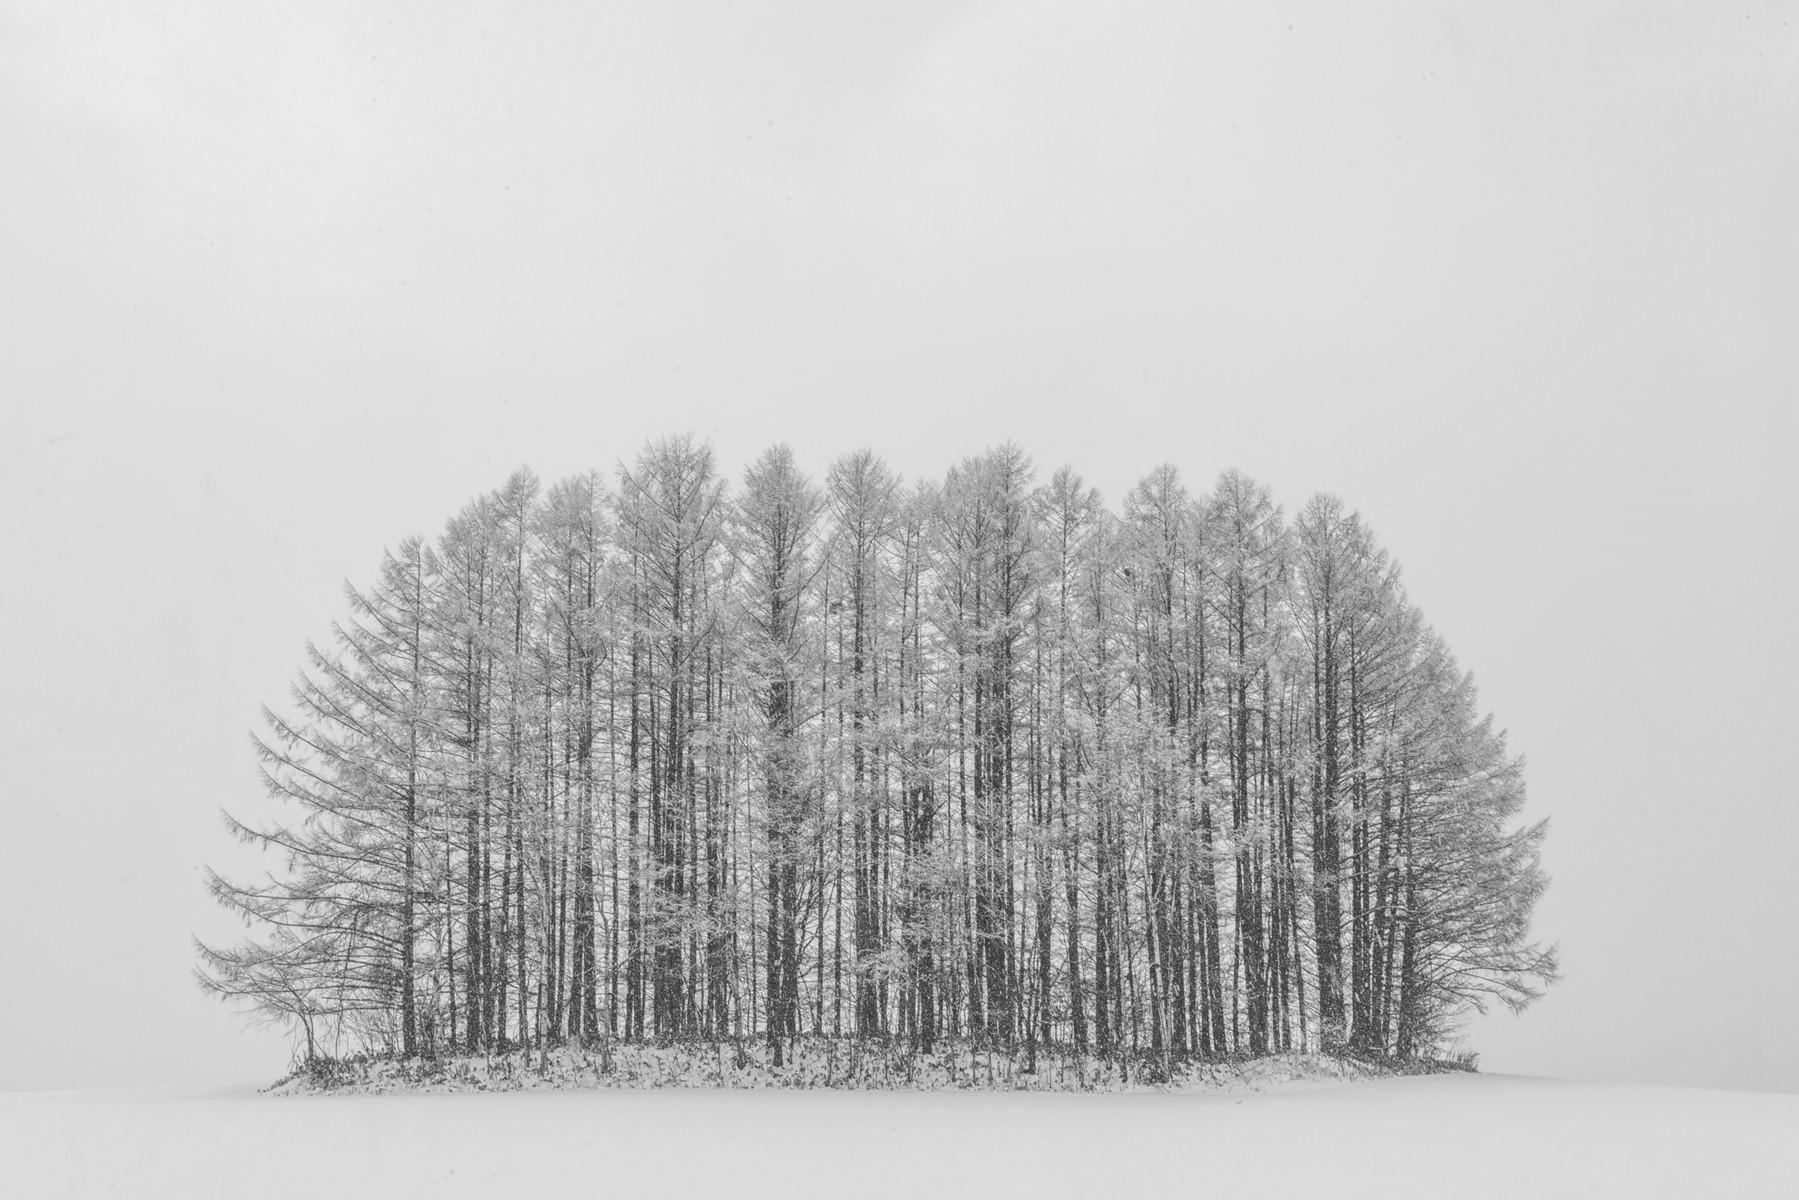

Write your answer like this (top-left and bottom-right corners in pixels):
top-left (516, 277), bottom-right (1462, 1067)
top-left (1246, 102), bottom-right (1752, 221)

top-left (2, 1), bottom-right (1794, 1093)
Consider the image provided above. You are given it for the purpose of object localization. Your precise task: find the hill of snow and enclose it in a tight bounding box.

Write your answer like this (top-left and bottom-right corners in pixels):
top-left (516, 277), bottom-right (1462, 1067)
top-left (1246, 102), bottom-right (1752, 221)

top-left (4, 1072), bottom-right (1794, 1198)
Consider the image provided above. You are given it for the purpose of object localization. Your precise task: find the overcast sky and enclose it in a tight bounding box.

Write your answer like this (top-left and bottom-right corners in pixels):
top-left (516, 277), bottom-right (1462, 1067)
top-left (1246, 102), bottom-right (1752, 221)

top-left (2, 2), bottom-right (1794, 1094)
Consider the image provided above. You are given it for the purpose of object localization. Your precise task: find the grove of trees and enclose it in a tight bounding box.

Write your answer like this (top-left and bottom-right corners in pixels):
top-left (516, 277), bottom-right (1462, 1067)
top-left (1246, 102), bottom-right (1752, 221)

top-left (198, 438), bottom-right (1557, 1072)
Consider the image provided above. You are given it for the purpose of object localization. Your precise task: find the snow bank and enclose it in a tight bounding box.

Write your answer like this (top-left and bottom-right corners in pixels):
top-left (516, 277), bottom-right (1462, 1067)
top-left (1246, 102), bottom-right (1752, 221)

top-left (4, 1074), bottom-right (1793, 1199)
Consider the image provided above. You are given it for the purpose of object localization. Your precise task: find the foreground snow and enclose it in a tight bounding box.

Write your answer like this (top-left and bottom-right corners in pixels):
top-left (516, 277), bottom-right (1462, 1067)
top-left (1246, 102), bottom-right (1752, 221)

top-left (4, 1073), bottom-right (1794, 1198)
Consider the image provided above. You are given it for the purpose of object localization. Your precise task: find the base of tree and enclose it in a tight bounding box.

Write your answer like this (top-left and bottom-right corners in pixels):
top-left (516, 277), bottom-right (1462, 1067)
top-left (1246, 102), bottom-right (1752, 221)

top-left (266, 1039), bottom-right (1474, 1096)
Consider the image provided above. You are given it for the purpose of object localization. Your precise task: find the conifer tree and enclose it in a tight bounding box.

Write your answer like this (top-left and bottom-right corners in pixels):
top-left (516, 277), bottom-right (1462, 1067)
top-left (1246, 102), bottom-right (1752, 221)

top-left (199, 537), bottom-right (441, 1058)
top-left (733, 445), bottom-right (821, 1061)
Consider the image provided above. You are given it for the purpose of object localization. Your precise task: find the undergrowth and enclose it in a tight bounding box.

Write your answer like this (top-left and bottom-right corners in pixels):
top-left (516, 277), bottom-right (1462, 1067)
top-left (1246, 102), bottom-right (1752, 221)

top-left (269, 1037), bottom-right (1471, 1095)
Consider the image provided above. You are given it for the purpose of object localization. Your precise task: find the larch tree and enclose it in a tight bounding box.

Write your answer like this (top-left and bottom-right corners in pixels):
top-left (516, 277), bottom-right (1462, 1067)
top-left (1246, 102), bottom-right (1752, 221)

top-left (824, 449), bottom-right (901, 1040)
top-left (1204, 470), bottom-right (1286, 1055)
top-left (733, 444), bottom-right (823, 1063)
top-left (616, 437), bottom-right (727, 1039)
top-left (199, 537), bottom-right (441, 1059)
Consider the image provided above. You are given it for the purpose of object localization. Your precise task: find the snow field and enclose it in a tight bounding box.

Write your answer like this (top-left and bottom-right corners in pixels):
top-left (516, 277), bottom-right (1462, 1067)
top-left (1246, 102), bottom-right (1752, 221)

top-left (3, 1074), bottom-right (1794, 1199)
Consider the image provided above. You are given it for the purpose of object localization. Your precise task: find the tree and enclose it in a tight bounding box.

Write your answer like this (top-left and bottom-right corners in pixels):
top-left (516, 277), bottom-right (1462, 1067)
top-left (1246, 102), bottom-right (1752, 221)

top-left (825, 449), bottom-right (901, 1039)
top-left (1205, 470), bottom-right (1285, 1054)
top-left (733, 444), bottom-right (822, 1061)
top-left (935, 445), bottom-right (1036, 1050)
top-left (1389, 633), bottom-right (1559, 1053)
top-left (200, 537), bottom-right (440, 1058)
top-left (531, 472), bottom-right (610, 1046)
top-left (616, 437), bottom-right (727, 1039)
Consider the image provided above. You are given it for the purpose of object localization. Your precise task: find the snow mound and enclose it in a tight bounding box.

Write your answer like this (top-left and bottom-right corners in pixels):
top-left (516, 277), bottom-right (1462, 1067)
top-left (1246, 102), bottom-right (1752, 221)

top-left (266, 1041), bottom-right (1435, 1096)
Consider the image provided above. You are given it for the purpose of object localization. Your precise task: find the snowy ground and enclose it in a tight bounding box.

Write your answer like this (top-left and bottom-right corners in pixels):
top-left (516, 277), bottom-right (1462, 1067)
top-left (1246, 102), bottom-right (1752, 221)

top-left (4, 1073), bottom-right (1794, 1198)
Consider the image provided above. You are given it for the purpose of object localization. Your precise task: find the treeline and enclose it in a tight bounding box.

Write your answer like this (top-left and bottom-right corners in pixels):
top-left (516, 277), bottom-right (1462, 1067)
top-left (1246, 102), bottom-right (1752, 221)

top-left (199, 438), bottom-right (1556, 1070)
